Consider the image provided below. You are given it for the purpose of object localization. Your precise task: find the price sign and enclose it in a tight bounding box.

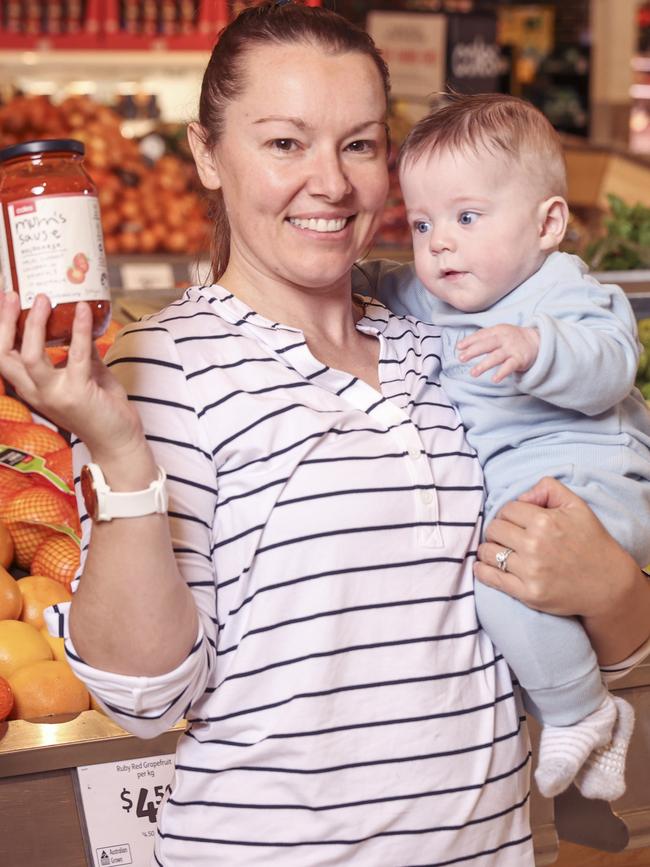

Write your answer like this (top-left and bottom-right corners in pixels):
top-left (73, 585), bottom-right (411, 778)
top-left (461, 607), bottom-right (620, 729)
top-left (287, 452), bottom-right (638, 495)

top-left (76, 754), bottom-right (175, 867)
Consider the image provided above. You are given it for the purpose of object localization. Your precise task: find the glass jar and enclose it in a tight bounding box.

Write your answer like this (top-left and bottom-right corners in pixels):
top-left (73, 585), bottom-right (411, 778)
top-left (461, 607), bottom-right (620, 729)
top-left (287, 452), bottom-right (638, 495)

top-left (0, 139), bottom-right (111, 346)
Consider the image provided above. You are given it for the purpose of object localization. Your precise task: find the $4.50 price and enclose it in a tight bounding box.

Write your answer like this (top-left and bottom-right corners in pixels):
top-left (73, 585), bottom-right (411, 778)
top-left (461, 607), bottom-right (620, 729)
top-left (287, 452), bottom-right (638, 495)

top-left (120, 784), bottom-right (172, 824)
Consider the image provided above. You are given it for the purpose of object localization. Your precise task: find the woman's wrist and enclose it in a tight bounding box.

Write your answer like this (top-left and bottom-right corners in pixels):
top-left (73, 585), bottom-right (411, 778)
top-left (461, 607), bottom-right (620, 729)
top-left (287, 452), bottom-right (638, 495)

top-left (86, 438), bottom-right (160, 493)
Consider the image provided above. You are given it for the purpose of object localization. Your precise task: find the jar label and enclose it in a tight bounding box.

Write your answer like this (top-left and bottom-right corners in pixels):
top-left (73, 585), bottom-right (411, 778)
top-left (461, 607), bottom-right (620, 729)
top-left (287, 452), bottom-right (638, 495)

top-left (2, 193), bottom-right (109, 308)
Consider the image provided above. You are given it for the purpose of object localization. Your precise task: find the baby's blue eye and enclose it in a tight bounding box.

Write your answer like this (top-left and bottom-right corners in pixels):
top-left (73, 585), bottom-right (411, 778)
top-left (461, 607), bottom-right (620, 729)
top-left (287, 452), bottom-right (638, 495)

top-left (413, 220), bottom-right (431, 234)
top-left (459, 212), bottom-right (478, 225)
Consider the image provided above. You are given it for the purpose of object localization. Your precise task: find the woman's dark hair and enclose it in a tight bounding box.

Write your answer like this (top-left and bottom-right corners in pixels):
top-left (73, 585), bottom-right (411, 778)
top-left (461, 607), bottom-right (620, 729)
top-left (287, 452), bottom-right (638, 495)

top-left (196, 1), bottom-right (390, 280)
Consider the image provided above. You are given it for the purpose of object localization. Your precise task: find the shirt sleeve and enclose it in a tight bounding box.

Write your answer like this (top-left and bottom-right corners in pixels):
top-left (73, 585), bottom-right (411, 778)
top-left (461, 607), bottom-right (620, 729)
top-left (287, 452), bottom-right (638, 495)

top-left (354, 260), bottom-right (436, 322)
top-left (45, 319), bottom-right (219, 739)
top-left (516, 276), bottom-right (641, 416)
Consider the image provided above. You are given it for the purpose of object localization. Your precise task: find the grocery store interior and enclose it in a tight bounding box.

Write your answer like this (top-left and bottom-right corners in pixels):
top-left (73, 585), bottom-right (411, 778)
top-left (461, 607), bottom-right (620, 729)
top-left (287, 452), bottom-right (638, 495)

top-left (1, 2), bottom-right (650, 866)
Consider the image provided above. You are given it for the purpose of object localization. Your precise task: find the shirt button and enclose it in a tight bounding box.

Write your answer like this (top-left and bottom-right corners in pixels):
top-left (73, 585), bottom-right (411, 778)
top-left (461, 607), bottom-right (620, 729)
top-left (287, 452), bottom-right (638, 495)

top-left (420, 489), bottom-right (434, 504)
top-left (408, 448), bottom-right (422, 460)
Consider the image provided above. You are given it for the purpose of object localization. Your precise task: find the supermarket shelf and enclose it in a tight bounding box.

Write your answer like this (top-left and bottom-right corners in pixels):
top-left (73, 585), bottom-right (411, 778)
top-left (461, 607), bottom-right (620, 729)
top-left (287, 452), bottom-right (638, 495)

top-left (0, 49), bottom-right (210, 74)
top-left (0, 710), bottom-right (184, 778)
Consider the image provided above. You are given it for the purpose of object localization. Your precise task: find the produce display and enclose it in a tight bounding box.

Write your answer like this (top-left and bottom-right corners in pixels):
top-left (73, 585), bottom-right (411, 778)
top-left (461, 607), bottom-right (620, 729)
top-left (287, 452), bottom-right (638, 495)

top-left (0, 93), bottom-right (212, 256)
top-left (0, 319), bottom-right (121, 723)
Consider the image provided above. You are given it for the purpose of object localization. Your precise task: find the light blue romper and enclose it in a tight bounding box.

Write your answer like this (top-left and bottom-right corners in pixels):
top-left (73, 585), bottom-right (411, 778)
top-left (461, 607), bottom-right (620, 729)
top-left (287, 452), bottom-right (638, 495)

top-left (356, 251), bottom-right (650, 724)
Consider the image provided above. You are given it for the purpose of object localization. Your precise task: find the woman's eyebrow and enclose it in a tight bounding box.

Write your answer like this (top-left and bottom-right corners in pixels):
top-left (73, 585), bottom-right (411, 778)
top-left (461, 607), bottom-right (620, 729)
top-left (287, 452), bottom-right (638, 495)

top-left (252, 117), bottom-right (385, 135)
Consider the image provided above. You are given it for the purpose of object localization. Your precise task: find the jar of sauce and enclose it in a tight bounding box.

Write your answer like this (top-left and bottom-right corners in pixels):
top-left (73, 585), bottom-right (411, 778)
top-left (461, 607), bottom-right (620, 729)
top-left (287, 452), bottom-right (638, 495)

top-left (0, 139), bottom-right (111, 345)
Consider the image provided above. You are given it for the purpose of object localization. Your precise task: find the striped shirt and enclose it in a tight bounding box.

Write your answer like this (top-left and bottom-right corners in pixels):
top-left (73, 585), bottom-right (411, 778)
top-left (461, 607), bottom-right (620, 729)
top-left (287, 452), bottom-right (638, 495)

top-left (62, 283), bottom-right (534, 865)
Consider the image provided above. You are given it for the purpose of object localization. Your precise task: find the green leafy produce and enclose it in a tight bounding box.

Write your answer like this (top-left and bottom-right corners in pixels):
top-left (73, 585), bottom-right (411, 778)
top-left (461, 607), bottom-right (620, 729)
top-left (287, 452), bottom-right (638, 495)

top-left (585, 194), bottom-right (650, 272)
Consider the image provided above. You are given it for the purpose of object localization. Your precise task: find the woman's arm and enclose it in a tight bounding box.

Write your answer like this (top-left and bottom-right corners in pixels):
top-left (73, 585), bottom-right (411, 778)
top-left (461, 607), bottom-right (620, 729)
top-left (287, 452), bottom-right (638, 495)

top-left (474, 476), bottom-right (650, 666)
top-left (0, 294), bottom-right (201, 676)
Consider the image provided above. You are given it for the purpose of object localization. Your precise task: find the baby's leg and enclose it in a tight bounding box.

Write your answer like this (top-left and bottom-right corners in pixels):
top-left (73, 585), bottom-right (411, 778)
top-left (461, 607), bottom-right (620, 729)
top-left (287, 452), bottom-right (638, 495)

top-left (474, 581), bottom-right (630, 798)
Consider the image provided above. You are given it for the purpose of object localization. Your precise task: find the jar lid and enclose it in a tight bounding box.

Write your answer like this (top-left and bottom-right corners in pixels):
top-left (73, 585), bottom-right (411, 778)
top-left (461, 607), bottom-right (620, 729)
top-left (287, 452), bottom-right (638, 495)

top-left (0, 138), bottom-right (85, 164)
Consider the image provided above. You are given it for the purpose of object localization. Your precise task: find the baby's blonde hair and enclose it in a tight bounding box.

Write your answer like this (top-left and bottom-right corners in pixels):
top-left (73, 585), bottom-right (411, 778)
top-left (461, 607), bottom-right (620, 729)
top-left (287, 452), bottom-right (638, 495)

top-left (398, 92), bottom-right (567, 199)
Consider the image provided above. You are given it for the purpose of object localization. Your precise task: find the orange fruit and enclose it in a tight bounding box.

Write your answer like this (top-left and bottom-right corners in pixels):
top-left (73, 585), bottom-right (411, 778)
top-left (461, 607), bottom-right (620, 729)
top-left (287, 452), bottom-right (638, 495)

top-left (40, 627), bottom-right (66, 662)
top-left (31, 534), bottom-right (80, 587)
top-left (4, 486), bottom-right (80, 570)
top-left (0, 467), bottom-right (32, 516)
top-left (0, 520), bottom-right (14, 567)
top-left (0, 377), bottom-right (5, 395)
top-left (0, 420), bottom-right (67, 457)
top-left (17, 575), bottom-right (73, 631)
top-left (6, 524), bottom-right (56, 571)
top-left (8, 659), bottom-right (89, 720)
top-left (0, 675), bottom-right (13, 721)
top-left (0, 565), bottom-right (22, 619)
top-left (0, 395), bottom-right (32, 423)
top-left (44, 446), bottom-right (74, 491)
top-left (0, 619), bottom-right (52, 679)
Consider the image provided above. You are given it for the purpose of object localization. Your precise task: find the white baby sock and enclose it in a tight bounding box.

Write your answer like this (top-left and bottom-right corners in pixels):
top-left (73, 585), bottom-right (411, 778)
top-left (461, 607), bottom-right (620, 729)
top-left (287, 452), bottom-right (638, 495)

top-left (574, 696), bottom-right (635, 801)
top-left (534, 694), bottom-right (617, 798)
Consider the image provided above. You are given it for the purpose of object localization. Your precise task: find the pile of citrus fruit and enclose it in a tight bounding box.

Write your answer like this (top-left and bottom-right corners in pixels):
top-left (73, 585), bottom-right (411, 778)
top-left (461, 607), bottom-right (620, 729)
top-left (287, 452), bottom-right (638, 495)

top-left (0, 323), bottom-right (123, 722)
top-left (0, 388), bottom-right (88, 722)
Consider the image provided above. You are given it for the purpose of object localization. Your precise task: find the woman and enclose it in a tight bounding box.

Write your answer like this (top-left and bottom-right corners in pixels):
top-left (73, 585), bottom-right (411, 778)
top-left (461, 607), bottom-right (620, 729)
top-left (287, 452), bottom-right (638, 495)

top-left (0, 4), bottom-right (647, 865)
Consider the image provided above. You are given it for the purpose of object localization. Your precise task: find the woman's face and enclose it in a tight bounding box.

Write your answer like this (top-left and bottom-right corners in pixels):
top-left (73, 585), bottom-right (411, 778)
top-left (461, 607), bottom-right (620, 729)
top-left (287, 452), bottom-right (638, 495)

top-left (206, 42), bottom-right (389, 293)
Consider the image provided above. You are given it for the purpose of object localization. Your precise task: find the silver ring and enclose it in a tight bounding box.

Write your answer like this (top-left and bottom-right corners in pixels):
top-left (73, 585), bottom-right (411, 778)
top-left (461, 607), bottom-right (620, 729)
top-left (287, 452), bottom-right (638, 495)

top-left (495, 547), bottom-right (513, 572)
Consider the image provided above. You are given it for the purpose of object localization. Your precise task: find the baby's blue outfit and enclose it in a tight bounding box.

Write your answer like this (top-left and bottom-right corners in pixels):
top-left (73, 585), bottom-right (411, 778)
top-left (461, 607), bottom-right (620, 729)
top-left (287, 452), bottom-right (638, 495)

top-left (356, 251), bottom-right (650, 725)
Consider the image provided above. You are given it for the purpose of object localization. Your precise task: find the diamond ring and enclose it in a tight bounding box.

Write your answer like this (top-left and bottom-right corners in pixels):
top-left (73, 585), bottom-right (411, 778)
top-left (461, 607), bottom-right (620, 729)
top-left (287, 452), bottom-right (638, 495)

top-left (495, 547), bottom-right (513, 572)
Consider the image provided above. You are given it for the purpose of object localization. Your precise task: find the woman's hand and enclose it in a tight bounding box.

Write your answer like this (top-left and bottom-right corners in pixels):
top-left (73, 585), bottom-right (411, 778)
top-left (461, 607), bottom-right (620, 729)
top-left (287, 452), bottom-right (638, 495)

top-left (475, 476), bottom-right (639, 620)
top-left (0, 292), bottom-right (144, 463)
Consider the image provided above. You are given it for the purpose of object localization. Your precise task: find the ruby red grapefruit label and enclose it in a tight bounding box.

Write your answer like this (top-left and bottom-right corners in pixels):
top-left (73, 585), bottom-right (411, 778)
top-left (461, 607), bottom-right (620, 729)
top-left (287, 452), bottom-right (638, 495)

top-left (4, 193), bottom-right (109, 308)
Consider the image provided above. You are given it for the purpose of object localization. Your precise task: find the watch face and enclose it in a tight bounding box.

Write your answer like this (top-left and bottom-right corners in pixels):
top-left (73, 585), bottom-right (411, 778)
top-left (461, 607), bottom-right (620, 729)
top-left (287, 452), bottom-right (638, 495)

top-left (80, 465), bottom-right (99, 521)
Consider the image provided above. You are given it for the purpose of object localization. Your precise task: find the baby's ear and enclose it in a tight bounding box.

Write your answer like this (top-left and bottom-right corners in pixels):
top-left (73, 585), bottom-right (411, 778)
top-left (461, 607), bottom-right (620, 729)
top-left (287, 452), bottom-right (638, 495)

top-left (538, 196), bottom-right (569, 251)
top-left (187, 122), bottom-right (222, 191)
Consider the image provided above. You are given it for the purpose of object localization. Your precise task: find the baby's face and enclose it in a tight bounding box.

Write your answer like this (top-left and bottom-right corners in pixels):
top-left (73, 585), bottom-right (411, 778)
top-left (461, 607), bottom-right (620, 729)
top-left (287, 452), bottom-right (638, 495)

top-left (400, 147), bottom-right (548, 312)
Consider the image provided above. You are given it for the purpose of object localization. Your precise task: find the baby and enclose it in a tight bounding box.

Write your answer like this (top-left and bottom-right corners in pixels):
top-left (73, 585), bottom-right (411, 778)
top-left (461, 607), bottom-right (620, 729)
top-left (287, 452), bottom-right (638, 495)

top-left (358, 93), bottom-right (650, 800)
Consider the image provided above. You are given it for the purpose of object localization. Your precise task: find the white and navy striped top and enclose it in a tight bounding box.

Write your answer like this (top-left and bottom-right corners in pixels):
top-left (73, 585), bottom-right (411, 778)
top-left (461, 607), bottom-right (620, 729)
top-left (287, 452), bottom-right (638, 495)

top-left (63, 283), bottom-right (534, 865)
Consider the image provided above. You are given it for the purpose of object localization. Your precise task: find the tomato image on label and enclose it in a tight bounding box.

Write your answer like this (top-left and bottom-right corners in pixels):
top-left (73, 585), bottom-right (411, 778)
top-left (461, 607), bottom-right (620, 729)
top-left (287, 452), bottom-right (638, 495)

top-left (66, 267), bottom-right (86, 284)
top-left (73, 252), bottom-right (89, 273)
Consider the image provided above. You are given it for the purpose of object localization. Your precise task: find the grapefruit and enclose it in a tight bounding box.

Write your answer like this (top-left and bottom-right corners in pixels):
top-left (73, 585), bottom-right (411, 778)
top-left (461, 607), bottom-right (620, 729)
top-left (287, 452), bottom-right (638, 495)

top-left (31, 534), bottom-right (80, 587)
top-left (0, 520), bottom-right (14, 567)
top-left (8, 659), bottom-right (89, 720)
top-left (0, 619), bottom-right (52, 679)
top-left (40, 627), bottom-right (66, 662)
top-left (18, 575), bottom-right (73, 631)
top-left (0, 396), bottom-right (32, 423)
top-left (0, 420), bottom-right (67, 457)
top-left (0, 675), bottom-right (13, 721)
top-left (0, 566), bottom-right (22, 620)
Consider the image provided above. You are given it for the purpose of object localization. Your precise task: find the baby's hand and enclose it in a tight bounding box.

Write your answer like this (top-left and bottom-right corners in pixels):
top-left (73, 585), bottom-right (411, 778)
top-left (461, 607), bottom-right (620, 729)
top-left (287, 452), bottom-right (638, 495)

top-left (457, 325), bottom-right (540, 383)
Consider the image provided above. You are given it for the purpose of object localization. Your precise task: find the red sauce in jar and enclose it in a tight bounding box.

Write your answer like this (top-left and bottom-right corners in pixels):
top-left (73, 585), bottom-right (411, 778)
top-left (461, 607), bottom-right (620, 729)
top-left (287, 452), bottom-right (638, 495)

top-left (0, 139), bottom-right (111, 345)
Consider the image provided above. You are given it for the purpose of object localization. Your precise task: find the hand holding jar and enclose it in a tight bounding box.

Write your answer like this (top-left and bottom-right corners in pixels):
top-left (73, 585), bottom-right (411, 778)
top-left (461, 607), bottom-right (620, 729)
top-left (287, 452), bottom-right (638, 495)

top-left (0, 291), bottom-right (145, 467)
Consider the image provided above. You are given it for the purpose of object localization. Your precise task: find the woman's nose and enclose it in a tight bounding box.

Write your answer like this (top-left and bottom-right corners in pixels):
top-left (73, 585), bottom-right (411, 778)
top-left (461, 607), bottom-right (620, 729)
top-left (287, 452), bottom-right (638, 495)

top-left (306, 152), bottom-right (352, 200)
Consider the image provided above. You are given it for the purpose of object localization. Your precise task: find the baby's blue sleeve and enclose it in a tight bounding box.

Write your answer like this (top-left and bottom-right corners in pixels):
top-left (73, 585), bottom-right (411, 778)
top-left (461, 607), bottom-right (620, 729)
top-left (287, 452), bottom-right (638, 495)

top-left (517, 276), bottom-right (640, 415)
top-left (353, 260), bottom-right (435, 322)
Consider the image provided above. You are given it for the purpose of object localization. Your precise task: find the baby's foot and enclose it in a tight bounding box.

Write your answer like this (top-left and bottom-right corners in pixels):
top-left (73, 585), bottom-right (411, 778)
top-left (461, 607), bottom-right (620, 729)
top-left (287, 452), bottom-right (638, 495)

top-left (534, 694), bottom-right (617, 798)
top-left (574, 696), bottom-right (635, 801)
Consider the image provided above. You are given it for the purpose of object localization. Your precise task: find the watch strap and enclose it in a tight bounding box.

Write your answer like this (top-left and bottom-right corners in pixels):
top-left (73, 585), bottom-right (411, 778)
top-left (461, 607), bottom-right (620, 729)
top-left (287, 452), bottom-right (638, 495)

top-left (90, 463), bottom-right (168, 521)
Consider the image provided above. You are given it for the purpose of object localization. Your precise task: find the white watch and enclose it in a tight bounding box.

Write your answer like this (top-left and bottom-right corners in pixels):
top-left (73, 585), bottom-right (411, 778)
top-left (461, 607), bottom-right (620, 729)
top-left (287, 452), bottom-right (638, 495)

top-left (80, 463), bottom-right (168, 522)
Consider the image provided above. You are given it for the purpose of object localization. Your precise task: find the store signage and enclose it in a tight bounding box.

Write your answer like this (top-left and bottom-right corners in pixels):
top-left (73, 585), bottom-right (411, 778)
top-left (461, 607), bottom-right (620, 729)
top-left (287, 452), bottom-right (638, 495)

top-left (445, 13), bottom-right (505, 94)
top-left (367, 12), bottom-right (447, 100)
top-left (76, 754), bottom-right (175, 867)
top-left (120, 262), bottom-right (175, 291)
